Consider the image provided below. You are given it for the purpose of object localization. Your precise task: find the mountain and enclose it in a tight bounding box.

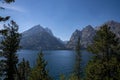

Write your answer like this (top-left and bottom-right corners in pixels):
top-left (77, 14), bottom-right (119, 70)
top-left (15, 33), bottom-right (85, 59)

top-left (66, 29), bottom-right (81, 49)
top-left (66, 25), bottom-right (95, 49)
top-left (66, 20), bottom-right (120, 49)
top-left (20, 25), bottom-right (65, 50)
top-left (103, 20), bottom-right (120, 37)
top-left (81, 25), bottom-right (96, 48)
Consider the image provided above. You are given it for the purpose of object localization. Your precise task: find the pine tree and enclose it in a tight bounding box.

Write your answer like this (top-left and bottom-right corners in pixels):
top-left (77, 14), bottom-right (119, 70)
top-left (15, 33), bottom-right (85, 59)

top-left (88, 25), bottom-right (120, 60)
top-left (18, 58), bottom-right (30, 80)
top-left (69, 37), bottom-right (82, 80)
top-left (29, 51), bottom-right (52, 80)
top-left (74, 37), bottom-right (82, 79)
top-left (69, 74), bottom-right (79, 80)
top-left (0, 1), bottom-right (21, 80)
top-left (86, 25), bottom-right (120, 80)
top-left (60, 74), bottom-right (66, 80)
top-left (0, 20), bottom-right (21, 80)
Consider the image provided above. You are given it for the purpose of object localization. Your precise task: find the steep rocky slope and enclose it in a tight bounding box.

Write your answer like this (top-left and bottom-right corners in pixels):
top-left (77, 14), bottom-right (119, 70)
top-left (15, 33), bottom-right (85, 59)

top-left (67, 20), bottom-right (120, 49)
top-left (20, 25), bottom-right (65, 50)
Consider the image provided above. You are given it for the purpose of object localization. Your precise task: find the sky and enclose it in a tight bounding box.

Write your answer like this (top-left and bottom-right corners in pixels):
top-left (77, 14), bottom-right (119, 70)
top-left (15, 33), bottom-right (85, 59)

top-left (0, 0), bottom-right (120, 41)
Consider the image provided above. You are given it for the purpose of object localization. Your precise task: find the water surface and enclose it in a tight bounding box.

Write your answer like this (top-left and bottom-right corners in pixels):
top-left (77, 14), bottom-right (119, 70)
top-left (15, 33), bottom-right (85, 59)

top-left (17, 50), bottom-right (92, 80)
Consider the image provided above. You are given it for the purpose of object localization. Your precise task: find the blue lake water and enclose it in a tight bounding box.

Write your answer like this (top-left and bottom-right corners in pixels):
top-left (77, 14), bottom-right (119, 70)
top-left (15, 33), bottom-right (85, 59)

top-left (17, 50), bottom-right (92, 80)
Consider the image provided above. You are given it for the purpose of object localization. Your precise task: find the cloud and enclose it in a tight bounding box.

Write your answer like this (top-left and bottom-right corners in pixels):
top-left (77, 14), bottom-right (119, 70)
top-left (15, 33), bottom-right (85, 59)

top-left (0, 3), bottom-right (26, 13)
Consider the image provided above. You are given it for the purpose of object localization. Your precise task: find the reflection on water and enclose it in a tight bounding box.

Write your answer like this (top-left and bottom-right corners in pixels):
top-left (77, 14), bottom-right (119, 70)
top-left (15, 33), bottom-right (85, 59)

top-left (17, 50), bottom-right (92, 80)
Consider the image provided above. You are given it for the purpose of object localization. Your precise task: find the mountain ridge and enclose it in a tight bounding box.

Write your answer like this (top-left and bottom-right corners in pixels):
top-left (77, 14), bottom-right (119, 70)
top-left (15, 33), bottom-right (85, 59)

top-left (20, 25), bottom-right (65, 50)
top-left (66, 20), bottom-right (120, 49)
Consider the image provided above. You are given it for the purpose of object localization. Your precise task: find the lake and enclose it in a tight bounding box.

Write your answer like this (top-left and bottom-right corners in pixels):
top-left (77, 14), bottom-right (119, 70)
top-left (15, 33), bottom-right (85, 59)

top-left (17, 50), bottom-right (92, 80)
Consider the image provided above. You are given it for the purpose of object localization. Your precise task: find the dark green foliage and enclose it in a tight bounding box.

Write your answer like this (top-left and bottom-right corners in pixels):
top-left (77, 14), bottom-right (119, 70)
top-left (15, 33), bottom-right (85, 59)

top-left (0, 0), bottom-right (15, 4)
top-left (0, 60), bottom-right (5, 79)
top-left (73, 37), bottom-right (82, 80)
top-left (86, 57), bottom-right (120, 80)
top-left (60, 74), bottom-right (66, 80)
top-left (18, 58), bottom-right (30, 80)
top-left (29, 51), bottom-right (52, 80)
top-left (88, 25), bottom-right (120, 59)
top-left (0, 16), bottom-right (10, 22)
top-left (3, 0), bottom-right (15, 3)
top-left (69, 74), bottom-right (80, 80)
top-left (0, 20), bottom-right (21, 80)
top-left (86, 25), bottom-right (120, 80)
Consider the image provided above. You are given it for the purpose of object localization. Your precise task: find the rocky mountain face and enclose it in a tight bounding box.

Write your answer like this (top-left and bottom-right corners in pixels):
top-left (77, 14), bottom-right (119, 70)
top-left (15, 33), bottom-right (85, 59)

top-left (66, 29), bottom-right (81, 49)
top-left (66, 25), bottom-right (95, 49)
top-left (66, 20), bottom-right (120, 49)
top-left (81, 25), bottom-right (96, 48)
top-left (20, 25), bottom-right (65, 50)
top-left (103, 20), bottom-right (120, 37)
top-left (0, 20), bottom-right (120, 50)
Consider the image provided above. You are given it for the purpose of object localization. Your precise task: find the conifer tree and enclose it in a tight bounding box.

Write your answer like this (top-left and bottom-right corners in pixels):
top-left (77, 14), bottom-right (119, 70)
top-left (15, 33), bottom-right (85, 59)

top-left (86, 25), bottom-right (120, 80)
top-left (0, 20), bottom-right (21, 80)
top-left (60, 74), bottom-right (66, 80)
top-left (69, 37), bottom-right (82, 80)
top-left (74, 37), bottom-right (82, 79)
top-left (18, 58), bottom-right (30, 80)
top-left (29, 51), bottom-right (52, 80)
top-left (69, 74), bottom-right (79, 80)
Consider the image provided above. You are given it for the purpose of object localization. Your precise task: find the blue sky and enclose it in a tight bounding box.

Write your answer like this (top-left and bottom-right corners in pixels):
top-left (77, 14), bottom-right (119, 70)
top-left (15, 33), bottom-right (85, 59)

top-left (1, 0), bottom-right (120, 40)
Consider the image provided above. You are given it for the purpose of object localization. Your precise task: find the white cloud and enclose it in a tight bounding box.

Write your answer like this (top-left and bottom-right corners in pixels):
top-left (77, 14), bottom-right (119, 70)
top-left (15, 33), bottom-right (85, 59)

top-left (0, 3), bottom-right (26, 13)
